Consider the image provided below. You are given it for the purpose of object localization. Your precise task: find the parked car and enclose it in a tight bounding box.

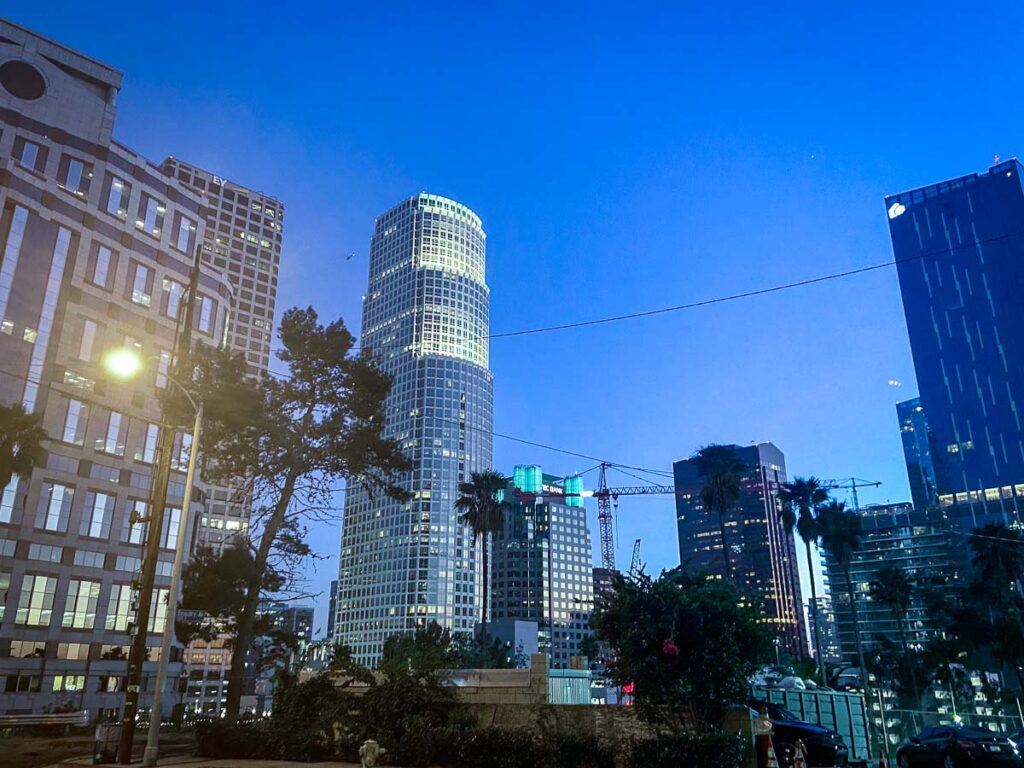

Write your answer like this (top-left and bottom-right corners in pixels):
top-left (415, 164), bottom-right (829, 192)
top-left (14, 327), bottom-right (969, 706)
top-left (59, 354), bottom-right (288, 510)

top-left (896, 725), bottom-right (1023, 767)
top-left (749, 699), bottom-right (850, 767)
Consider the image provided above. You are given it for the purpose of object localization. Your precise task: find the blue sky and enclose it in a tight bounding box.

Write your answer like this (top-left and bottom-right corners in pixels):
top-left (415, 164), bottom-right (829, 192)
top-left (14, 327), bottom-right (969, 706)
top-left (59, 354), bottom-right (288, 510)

top-left (24, 2), bottom-right (1024, 634)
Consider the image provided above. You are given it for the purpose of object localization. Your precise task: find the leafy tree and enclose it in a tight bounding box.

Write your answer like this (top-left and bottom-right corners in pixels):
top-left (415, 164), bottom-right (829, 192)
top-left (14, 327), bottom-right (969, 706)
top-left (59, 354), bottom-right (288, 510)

top-left (187, 307), bottom-right (411, 720)
top-left (0, 402), bottom-right (46, 491)
top-left (971, 524), bottom-right (1024, 599)
top-left (455, 471), bottom-right (511, 634)
top-left (869, 565), bottom-right (920, 704)
top-left (817, 501), bottom-right (870, 693)
top-left (592, 567), bottom-right (771, 731)
top-left (691, 444), bottom-right (746, 575)
top-left (778, 476), bottom-right (829, 681)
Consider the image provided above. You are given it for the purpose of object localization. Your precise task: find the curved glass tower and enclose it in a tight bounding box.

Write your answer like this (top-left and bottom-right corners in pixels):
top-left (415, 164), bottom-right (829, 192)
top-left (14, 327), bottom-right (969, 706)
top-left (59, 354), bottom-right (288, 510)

top-left (335, 194), bottom-right (493, 665)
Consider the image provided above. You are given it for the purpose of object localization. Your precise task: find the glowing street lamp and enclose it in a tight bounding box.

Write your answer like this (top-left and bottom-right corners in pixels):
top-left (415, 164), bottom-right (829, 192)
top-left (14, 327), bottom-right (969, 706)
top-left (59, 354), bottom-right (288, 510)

top-left (103, 347), bottom-right (144, 380)
top-left (100, 345), bottom-right (203, 765)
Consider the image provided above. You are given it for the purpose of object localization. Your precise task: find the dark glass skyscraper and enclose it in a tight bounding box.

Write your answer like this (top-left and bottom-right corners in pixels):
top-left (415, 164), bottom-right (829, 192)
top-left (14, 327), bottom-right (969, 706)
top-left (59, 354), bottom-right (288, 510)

top-left (673, 443), bottom-right (807, 657)
top-left (887, 161), bottom-right (1024, 523)
top-left (896, 397), bottom-right (940, 510)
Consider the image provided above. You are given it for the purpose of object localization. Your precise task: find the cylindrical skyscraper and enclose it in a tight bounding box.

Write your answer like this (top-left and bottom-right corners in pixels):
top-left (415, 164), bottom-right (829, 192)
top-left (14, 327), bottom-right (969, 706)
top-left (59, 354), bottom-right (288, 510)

top-left (335, 194), bottom-right (493, 666)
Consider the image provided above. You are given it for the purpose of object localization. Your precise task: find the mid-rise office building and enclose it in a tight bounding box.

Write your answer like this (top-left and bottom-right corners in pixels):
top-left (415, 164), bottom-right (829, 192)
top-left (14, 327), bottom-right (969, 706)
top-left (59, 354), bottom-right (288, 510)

top-left (673, 442), bottom-right (807, 657)
top-left (897, 397), bottom-right (941, 511)
top-left (334, 194), bottom-right (493, 666)
top-left (0, 19), bottom-right (233, 717)
top-left (490, 466), bottom-right (594, 668)
top-left (887, 162), bottom-right (1024, 525)
top-left (823, 503), bottom-right (961, 664)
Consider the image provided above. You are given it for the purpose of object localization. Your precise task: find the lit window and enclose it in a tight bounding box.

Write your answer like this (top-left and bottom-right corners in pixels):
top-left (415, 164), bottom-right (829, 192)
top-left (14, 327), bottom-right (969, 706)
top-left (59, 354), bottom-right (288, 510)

top-left (100, 411), bottom-right (127, 456)
top-left (106, 176), bottom-right (131, 217)
top-left (163, 278), bottom-right (184, 319)
top-left (62, 579), bottom-right (101, 629)
top-left (131, 263), bottom-right (152, 307)
top-left (136, 194), bottom-right (165, 236)
top-left (16, 575), bottom-right (57, 626)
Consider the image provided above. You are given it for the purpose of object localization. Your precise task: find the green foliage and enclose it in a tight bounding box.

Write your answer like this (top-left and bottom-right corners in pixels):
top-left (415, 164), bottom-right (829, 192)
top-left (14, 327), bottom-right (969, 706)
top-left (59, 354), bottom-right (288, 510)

top-left (0, 402), bottom-right (47, 490)
top-left (455, 471), bottom-right (511, 630)
top-left (776, 476), bottom-right (828, 541)
top-left (184, 307), bottom-right (411, 719)
top-left (692, 444), bottom-right (746, 516)
top-left (592, 567), bottom-right (771, 730)
top-left (195, 719), bottom-right (274, 759)
top-left (627, 731), bottom-right (747, 768)
top-left (268, 674), bottom-right (357, 761)
top-left (456, 728), bottom-right (544, 768)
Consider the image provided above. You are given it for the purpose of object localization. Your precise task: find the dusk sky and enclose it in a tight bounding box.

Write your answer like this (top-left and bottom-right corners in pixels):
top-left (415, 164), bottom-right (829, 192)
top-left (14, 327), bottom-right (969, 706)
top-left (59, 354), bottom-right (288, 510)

top-left (23, 2), bottom-right (1024, 633)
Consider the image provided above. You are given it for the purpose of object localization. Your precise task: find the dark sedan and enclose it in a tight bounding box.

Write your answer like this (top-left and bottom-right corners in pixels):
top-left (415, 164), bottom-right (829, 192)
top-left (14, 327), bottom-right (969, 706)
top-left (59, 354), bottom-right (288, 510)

top-left (896, 725), bottom-right (1023, 768)
top-left (750, 700), bottom-right (850, 767)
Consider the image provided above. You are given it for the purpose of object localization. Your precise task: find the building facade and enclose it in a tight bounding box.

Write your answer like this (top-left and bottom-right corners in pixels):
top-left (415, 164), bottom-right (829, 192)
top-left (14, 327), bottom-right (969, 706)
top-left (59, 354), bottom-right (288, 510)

top-left (897, 397), bottom-right (941, 511)
top-left (334, 194), bottom-right (493, 666)
top-left (807, 597), bottom-right (843, 665)
top-left (673, 442), bottom-right (807, 657)
top-left (490, 466), bottom-right (595, 669)
top-left (0, 19), bottom-right (233, 716)
top-left (157, 159), bottom-right (284, 549)
top-left (887, 162), bottom-right (1024, 525)
top-left (823, 503), bottom-right (961, 665)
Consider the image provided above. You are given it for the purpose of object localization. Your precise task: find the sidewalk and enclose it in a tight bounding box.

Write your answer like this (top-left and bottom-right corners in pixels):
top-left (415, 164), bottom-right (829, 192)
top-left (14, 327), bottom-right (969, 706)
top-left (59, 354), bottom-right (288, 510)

top-left (58, 758), bottom-right (362, 768)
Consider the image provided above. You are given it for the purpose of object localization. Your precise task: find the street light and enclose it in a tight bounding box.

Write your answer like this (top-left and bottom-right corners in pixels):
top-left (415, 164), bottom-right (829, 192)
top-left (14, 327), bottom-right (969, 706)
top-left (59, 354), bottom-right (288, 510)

top-left (102, 347), bottom-right (203, 767)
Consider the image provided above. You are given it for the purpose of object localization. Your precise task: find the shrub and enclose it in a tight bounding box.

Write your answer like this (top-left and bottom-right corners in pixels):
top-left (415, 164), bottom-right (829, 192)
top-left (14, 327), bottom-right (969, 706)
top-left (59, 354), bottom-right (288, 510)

top-left (268, 674), bottom-right (357, 761)
top-left (195, 719), bottom-right (274, 759)
top-left (627, 730), bottom-right (747, 768)
top-left (455, 727), bottom-right (545, 768)
top-left (545, 730), bottom-right (616, 768)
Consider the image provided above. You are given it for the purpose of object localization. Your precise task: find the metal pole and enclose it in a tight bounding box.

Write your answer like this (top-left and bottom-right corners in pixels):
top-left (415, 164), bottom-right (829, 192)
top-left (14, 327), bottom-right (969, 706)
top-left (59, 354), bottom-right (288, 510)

top-left (144, 403), bottom-right (202, 766)
top-left (118, 243), bottom-right (201, 763)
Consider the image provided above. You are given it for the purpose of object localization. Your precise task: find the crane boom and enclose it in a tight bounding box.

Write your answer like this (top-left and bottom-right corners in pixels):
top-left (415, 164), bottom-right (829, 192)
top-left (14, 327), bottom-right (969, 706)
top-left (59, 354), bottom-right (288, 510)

top-left (629, 539), bottom-right (642, 577)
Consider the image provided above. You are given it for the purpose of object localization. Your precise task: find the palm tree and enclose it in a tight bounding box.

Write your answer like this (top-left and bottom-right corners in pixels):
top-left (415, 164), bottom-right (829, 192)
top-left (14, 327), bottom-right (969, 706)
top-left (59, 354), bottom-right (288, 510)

top-left (691, 444), bottom-right (747, 576)
top-left (870, 564), bottom-right (920, 705)
top-left (455, 471), bottom-right (511, 636)
top-left (0, 402), bottom-right (47, 491)
top-left (970, 523), bottom-right (1024, 599)
top-left (778, 476), bottom-right (829, 682)
top-left (817, 501), bottom-right (869, 695)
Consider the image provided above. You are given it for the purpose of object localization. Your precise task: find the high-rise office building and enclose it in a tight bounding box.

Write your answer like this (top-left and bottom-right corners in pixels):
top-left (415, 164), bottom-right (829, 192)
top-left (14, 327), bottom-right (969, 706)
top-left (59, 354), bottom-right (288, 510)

top-left (823, 503), bottom-right (961, 664)
top-left (326, 579), bottom-right (338, 639)
top-left (673, 442), bottom-right (807, 657)
top-left (158, 159), bottom-right (283, 549)
top-left (490, 466), bottom-right (594, 669)
top-left (807, 597), bottom-right (843, 665)
top-left (887, 161), bottom-right (1024, 525)
top-left (897, 397), bottom-right (941, 510)
top-left (0, 19), bottom-right (233, 717)
top-left (334, 194), bottom-right (493, 666)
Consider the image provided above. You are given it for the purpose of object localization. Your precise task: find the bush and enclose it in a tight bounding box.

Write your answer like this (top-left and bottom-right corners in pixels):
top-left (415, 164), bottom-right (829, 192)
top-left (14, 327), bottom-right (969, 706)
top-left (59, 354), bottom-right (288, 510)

top-left (627, 731), bottom-right (747, 768)
top-left (455, 727), bottom-right (545, 768)
top-left (195, 719), bottom-right (274, 759)
top-left (545, 730), bottom-right (616, 768)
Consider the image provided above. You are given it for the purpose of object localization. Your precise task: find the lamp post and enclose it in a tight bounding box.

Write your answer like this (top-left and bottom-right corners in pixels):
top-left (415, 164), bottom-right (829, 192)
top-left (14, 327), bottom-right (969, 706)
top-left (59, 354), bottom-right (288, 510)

top-left (108, 245), bottom-right (202, 764)
top-left (101, 352), bottom-right (202, 766)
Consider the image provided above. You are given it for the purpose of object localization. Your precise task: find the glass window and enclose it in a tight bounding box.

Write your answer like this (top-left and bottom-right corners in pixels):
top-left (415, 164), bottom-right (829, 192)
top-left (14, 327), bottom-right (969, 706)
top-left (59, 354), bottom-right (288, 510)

top-left (149, 587), bottom-right (169, 633)
top-left (16, 575), bottom-right (57, 626)
top-left (136, 194), bottom-right (165, 236)
top-left (99, 411), bottom-right (127, 456)
top-left (136, 423), bottom-right (158, 464)
top-left (62, 579), bottom-right (101, 629)
top-left (123, 499), bottom-right (147, 544)
top-left (58, 155), bottom-right (91, 196)
top-left (17, 139), bottom-right (40, 170)
top-left (35, 482), bottom-right (73, 532)
top-left (156, 349), bottom-right (171, 389)
top-left (130, 263), bottom-right (152, 307)
top-left (0, 572), bottom-right (8, 622)
top-left (175, 213), bottom-right (196, 252)
top-left (162, 506), bottom-right (181, 550)
top-left (81, 492), bottom-right (114, 539)
top-left (105, 175), bottom-right (131, 217)
top-left (73, 549), bottom-right (105, 568)
top-left (52, 674), bottom-right (85, 692)
top-left (78, 319), bottom-right (97, 361)
top-left (27, 543), bottom-right (62, 562)
top-left (105, 584), bottom-right (132, 632)
top-left (162, 278), bottom-right (184, 319)
top-left (91, 245), bottom-right (113, 289)
top-left (198, 295), bottom-right (214, 334)
top-left (0, 478), bottom-right (16, 523)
